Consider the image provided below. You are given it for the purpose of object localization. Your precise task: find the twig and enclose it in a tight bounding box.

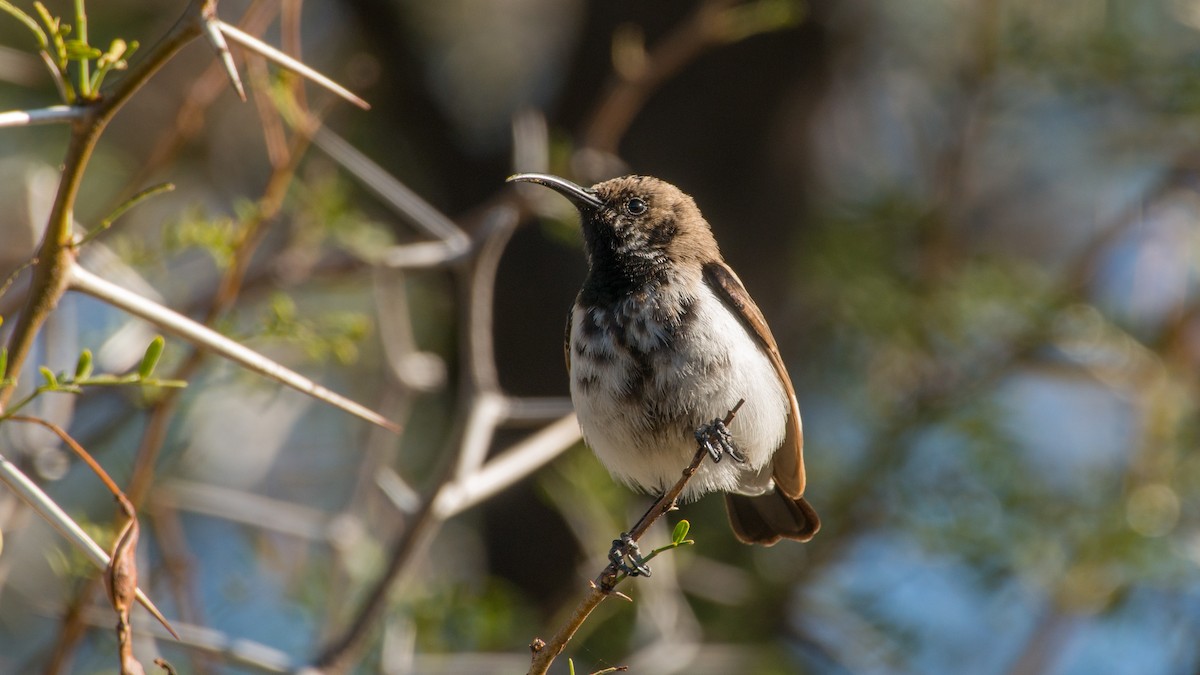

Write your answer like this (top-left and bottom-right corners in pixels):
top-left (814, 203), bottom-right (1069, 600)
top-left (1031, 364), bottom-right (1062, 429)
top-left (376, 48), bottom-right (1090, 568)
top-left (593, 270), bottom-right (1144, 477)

top-left (527, 400), bottom-right (745, 675)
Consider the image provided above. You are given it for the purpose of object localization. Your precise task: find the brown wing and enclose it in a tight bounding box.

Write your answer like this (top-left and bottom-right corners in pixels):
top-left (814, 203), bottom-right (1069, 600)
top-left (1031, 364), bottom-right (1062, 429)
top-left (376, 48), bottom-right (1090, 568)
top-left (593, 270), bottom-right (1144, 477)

top-left (703, 262), bottom-right (806, 498)
top-left (564, 302), bottom-right (575, 375)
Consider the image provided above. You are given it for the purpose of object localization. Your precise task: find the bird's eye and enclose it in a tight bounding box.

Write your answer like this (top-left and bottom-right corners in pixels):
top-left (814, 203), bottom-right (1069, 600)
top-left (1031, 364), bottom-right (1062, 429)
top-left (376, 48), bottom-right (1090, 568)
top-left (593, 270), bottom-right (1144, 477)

top-left (625, 197), bottom-right (647, 216)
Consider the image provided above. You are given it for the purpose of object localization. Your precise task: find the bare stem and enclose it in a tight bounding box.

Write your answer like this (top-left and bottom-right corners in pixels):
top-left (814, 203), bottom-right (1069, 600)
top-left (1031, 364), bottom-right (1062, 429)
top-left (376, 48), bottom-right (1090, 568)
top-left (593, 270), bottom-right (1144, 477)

top-left (0, 418), bottom-right (176, 638)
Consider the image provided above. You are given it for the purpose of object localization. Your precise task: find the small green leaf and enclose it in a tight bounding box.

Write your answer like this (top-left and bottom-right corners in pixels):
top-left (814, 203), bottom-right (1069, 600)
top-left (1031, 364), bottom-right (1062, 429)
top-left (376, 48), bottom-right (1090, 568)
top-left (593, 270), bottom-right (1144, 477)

top-left (96, 38), bottom-right (127, 67)
top-left (39, 366), bottom-right (58, 389)
top-left (671, 519), bottom-right (691, 545)
top-left (0, 347), bottom-right (6, 377)
top-left (138, 336), bottom-right (164, 379)
top-left (140, 378), bottom-right (187, 389)
top-left (73, 349), bottom-right (93, 380)
top-left (63, 38), bottom-right (100, 61)
top-left (76, 182), bottom-right (175, 248)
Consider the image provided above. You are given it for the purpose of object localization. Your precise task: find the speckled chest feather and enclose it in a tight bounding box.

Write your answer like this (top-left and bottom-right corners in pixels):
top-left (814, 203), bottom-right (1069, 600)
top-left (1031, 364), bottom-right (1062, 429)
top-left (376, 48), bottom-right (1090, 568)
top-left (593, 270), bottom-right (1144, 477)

top-left (568, 278), bottom-right (789, 500)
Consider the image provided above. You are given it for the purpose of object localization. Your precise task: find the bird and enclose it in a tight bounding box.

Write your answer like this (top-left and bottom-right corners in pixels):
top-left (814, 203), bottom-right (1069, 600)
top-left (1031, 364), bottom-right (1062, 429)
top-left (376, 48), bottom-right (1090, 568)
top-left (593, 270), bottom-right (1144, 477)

top-left (508, 172), bottom-right (819, 546)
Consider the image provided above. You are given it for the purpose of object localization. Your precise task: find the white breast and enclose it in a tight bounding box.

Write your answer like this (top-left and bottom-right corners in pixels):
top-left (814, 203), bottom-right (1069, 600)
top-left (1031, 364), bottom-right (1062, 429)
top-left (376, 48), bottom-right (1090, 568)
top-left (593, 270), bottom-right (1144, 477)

top-left (569, 282), bottom-right (789, 500)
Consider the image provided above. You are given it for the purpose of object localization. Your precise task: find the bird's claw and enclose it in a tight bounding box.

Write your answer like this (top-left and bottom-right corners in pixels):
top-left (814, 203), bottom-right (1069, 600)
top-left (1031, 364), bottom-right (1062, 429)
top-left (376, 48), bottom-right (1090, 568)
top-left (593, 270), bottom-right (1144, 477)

top-left (609, 532), bottom-right (651, 577)
top-left (695, 418), bottom-right (745, 463)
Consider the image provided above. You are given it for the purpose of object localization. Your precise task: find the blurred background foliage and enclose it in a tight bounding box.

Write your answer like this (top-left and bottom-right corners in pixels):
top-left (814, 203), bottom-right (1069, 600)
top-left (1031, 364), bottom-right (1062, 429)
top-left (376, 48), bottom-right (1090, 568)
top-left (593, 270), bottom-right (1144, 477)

top-left (1, 0), bottom-right (1199, 673)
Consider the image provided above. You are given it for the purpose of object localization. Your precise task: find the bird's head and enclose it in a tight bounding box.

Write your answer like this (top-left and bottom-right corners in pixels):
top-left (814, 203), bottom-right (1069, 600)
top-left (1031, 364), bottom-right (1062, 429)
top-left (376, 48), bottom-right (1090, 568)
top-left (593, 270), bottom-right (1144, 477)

top-left (509, 173), bottom-right (720, 287)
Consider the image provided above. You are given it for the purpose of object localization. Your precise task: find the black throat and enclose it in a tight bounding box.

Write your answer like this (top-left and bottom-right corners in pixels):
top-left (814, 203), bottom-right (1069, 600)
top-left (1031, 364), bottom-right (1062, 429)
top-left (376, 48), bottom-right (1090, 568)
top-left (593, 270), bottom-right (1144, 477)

top-left (578, 216), bottom-right (670, 308)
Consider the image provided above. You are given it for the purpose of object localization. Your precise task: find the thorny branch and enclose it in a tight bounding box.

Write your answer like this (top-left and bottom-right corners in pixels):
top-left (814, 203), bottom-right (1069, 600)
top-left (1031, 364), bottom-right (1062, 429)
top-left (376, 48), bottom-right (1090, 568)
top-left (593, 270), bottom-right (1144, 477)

top-left (0, 1), bottom-right (381, 672)
top-left (0, 1), bottom-right (806, 672)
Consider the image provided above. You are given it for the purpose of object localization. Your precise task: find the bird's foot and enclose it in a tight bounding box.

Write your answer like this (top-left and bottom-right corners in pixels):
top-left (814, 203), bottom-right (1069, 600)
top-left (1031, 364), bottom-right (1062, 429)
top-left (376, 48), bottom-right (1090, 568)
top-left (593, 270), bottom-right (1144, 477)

top-left (695, 418), bottom-right (745, 463)
top-left (608, 532), bottom-right (651, 577)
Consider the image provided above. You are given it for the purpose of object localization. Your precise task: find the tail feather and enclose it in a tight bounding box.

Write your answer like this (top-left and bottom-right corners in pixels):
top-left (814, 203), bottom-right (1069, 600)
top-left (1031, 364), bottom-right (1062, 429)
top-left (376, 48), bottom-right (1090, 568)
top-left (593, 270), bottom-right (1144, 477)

top-left (725, 491), bottom-right (820, 545)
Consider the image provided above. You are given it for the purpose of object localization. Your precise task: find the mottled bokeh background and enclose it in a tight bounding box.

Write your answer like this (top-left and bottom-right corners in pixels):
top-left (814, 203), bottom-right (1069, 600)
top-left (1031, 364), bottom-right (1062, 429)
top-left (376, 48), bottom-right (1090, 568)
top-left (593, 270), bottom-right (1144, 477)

top-left (1, 1), bottom-right (1199, 673)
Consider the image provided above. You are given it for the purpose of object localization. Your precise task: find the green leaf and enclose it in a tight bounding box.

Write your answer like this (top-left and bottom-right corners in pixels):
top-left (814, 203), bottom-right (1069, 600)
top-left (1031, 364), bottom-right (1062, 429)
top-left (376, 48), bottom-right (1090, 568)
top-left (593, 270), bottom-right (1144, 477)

top-left (138, 336), bottom-right (164, 379)
top-left (39, 366), bottom-right (58, 389)
top-left (74, 349), bottom-right (93, 380)
top-left (671, 519), bottom-right (691, 545)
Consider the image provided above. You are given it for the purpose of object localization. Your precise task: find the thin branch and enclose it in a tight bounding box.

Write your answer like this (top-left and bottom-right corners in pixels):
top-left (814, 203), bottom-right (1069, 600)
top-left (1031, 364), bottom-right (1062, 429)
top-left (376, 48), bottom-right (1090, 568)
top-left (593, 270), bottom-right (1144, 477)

top-left (510, 108), bottom-right (550, 175)
top-left (581, 0), bottom-right (736, 158)
top-left (67, 264), bottom-right (400, 433)
top-left (527, 401), bottom-right (744, 675)
top-left (217, 21), bottom-right (370, 110)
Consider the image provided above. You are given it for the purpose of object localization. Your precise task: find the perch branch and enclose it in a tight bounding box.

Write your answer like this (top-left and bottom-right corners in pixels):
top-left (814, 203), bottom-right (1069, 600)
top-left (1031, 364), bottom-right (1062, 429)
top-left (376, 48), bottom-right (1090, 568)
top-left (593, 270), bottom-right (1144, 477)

top-left (527, 400), bottom-right (745, 675)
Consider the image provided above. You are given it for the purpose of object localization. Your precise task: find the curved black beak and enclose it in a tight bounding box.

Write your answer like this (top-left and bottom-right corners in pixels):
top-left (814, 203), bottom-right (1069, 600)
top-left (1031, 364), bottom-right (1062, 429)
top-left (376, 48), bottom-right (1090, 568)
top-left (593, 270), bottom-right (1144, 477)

top-left (508, 173), bottom-right (603, 210)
